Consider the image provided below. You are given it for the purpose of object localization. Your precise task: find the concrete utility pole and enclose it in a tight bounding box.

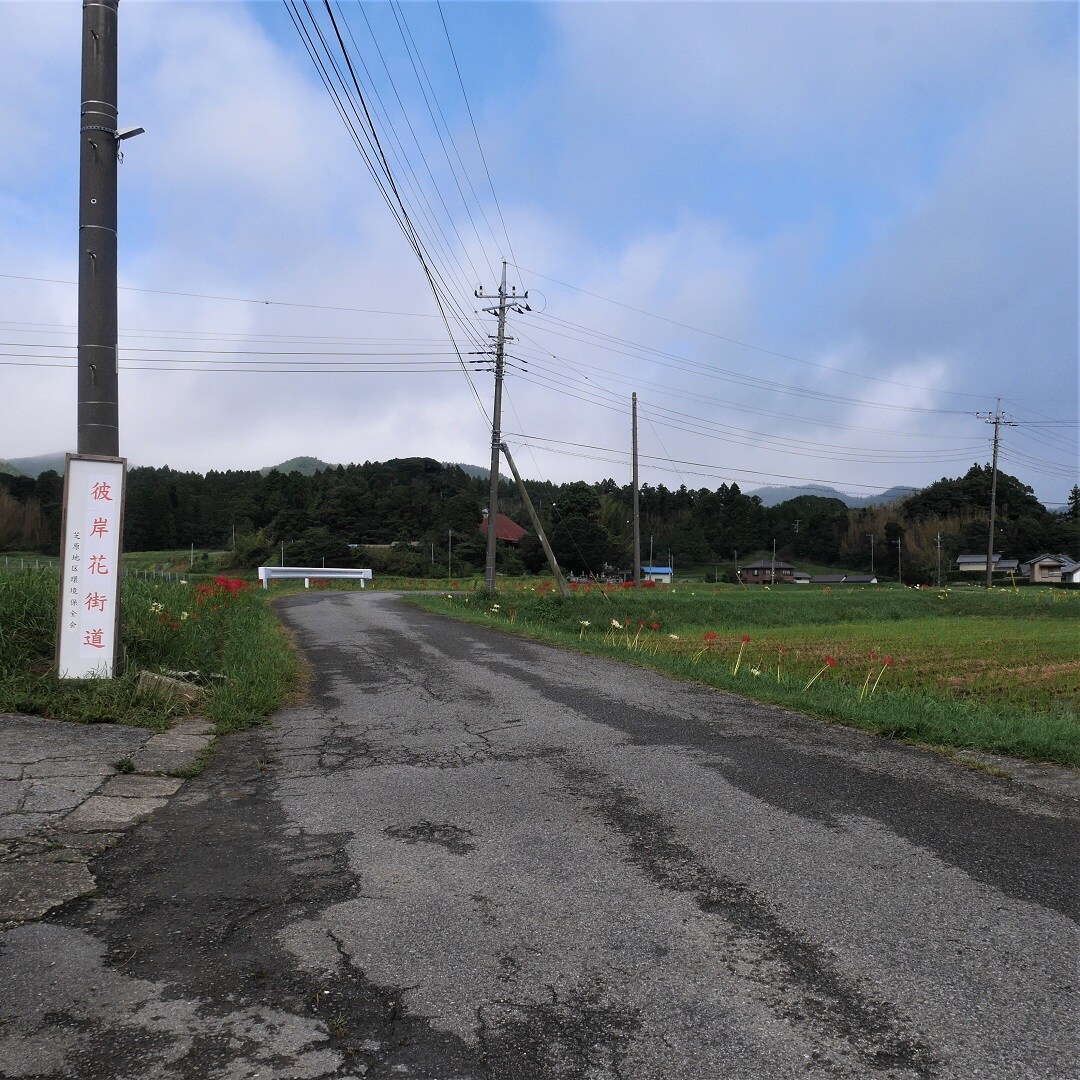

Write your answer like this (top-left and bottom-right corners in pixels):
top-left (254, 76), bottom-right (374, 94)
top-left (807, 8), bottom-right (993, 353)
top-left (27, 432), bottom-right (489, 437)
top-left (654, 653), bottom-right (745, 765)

top-left (977, 401), bottom-right (1017, 589)
top-left (476, 261), bottom-right (528, 593)
top-left (892, 538), bottom-right (902, 585)
top-left (935, 531), bottom-right (943, 588)
top-left (866, 533), bottom-right (875, 575)
top-left (632, 393), bottom-right (641, 587)
top-left (78, 0), bottom-right (140, 456)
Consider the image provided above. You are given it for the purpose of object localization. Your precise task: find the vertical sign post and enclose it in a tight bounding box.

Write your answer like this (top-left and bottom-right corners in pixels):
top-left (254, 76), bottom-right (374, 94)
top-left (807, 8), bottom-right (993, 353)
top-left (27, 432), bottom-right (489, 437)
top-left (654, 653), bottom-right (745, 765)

top-left (56, 455), bottom-right (126, 679)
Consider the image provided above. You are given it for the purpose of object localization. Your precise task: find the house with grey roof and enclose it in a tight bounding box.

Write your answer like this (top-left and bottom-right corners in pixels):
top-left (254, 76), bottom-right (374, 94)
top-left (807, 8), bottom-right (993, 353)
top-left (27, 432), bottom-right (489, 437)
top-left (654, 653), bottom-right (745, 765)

top-left (1021, 553), bottom-right (1080, 584)
top-left (955, 554), bottom-right (1019, 576)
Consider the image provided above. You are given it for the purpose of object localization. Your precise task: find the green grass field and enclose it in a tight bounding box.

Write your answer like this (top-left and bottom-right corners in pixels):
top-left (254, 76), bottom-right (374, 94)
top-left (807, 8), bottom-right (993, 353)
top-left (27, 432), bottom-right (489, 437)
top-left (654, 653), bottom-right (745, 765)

top-left (0, 571), bottom-right (301, 734)
top-left (410, 582), bottom-right (1080, 766)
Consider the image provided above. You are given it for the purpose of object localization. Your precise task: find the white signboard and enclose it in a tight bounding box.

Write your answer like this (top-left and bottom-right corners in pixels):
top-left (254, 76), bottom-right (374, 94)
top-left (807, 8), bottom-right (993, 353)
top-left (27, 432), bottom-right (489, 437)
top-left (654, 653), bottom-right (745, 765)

top-left (56, 455), bottom-right (126, 679)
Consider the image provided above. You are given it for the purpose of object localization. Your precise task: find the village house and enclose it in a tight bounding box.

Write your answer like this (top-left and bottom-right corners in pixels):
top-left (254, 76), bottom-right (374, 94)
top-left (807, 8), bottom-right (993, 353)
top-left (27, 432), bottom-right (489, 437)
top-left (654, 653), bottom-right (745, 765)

top-left (477, 511), bottom-right (528, 544)
top-left (809, 573), bottom-right (878, 585)
top-left (642, 564), bottom-right (673, 584)
top-left (954, 554), bottom-right (1019, 576)
top-left (1021, 553), bottom-right (1080, 584)
top-left (738, 559), bottom-right (796, 585)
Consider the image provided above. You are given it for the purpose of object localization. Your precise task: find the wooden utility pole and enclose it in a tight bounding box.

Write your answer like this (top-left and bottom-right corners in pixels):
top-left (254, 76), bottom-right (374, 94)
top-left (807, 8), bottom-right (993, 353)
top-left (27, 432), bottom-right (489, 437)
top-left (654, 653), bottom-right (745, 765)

top-left (500, 443), bottom-right (570, 598)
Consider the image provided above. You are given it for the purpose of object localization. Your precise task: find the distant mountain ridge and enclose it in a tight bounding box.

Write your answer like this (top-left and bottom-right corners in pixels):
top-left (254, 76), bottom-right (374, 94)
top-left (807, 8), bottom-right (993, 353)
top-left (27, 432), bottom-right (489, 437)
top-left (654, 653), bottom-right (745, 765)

top-left (746, 483), bottom-right (917, 508)
top-left (0, 455), bottom-right (950, 511)
top-left (2, 453), bottom-right (68, 478)
top-left (260, 456), bottom-right (334, 476)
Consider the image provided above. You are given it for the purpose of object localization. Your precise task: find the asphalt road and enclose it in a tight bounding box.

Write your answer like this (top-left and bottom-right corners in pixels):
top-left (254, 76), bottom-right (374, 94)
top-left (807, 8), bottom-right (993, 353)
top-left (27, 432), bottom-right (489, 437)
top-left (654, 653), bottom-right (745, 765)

top-left (1, 590), bottom-right (1076, 1079)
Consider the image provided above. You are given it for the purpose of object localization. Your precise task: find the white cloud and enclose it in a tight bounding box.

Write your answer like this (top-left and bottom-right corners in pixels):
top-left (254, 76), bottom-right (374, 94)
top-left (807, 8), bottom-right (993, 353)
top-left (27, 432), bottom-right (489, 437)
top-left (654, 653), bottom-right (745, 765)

top-left (1, 1), bottom-right (1075, 506)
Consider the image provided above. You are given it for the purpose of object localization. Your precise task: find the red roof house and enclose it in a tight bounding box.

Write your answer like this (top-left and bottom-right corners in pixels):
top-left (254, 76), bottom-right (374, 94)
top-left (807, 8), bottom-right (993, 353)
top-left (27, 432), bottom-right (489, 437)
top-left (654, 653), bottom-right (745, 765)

top-left (478, 512), bottom-right (528, 544)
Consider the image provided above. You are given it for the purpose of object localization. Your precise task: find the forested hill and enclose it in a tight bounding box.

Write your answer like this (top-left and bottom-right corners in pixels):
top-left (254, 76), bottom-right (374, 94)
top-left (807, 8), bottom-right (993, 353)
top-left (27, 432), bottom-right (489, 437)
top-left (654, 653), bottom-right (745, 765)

top-left (1, 459), bottom-right (1076, 581)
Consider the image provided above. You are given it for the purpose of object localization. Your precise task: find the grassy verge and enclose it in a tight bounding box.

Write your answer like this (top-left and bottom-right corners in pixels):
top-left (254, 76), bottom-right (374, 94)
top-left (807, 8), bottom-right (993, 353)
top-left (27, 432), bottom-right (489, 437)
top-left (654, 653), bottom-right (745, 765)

top-left (0, 571), bottom-right (302, 733)
top-left (408, 582), bottom-right (1080, 766)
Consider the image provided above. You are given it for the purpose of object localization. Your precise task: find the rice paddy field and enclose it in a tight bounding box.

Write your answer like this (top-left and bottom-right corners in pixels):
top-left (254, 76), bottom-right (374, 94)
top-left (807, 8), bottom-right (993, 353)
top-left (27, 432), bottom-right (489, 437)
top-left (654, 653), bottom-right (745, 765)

top-left (411, 582), bottom-right (1080, 766)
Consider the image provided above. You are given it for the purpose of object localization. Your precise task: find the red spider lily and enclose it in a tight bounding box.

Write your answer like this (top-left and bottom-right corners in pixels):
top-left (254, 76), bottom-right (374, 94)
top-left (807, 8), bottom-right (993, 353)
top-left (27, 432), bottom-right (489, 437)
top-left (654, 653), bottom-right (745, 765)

top-left (642, 579), bottom-right (657, 589)
top-left (733, 634), bottom-right (751, 676)
top-left (805, 655), bottom-right (838, 691)
top-left (212, 576), bottom-right (248, 593)
top-left (651, 622), bottom-right (661, 631)
top-left (691, 630), bottom-right (720, 663)
top-left (868, 656), bottom-right (895, 698)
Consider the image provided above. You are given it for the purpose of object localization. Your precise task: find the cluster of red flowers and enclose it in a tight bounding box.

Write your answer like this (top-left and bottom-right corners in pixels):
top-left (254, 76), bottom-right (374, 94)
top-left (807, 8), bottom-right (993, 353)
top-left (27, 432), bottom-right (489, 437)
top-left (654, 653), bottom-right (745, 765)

top-left (194, 576), bottom-right (250, 611)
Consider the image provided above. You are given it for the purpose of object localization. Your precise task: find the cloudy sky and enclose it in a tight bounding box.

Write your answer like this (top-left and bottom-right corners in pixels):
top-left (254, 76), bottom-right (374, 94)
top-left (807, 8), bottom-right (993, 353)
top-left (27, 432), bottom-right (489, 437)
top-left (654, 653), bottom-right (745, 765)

top-left (2, 0), bottom-right (1077, 506)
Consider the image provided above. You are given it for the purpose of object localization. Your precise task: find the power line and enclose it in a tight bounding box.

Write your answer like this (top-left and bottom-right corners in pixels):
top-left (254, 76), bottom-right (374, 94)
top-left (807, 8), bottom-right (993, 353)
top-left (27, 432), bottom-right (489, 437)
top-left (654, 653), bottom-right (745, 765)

top-left (0, 272), bottom-right (442, 318)
top-left (510, 262), bottom-right (1062, 406)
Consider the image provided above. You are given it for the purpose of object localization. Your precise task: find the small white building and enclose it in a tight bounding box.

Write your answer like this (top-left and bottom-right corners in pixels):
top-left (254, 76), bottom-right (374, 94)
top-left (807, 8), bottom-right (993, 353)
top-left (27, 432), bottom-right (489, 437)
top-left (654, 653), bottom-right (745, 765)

top-left (642, 564), bottom-right (673, 584)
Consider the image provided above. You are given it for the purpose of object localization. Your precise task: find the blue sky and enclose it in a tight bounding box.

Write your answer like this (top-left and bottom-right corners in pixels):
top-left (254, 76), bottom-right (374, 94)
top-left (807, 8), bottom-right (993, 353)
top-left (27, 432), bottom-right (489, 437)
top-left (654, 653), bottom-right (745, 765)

top-left (2, 0), bottom-right (1077, 507)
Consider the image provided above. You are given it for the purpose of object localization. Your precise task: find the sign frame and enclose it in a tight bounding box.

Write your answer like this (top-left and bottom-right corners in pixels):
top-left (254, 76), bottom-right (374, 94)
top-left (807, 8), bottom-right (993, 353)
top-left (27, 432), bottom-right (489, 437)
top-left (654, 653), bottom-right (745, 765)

top-left (55, 453), bottom-right (127, 679)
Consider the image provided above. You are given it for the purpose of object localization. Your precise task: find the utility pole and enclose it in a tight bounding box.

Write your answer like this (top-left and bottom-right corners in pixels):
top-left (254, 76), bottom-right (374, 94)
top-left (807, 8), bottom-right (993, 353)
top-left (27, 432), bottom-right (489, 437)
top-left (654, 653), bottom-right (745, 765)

top-left (935, 531), bottom-right (943, 588)
top-left (78, 0), bottom-right (141, 455)
top-left (977, 401), bottom-right (1017, 589)
top-left (771, 538), bottom-right (776, 585)
top-left (448, 528), bottom-right (452, 580)
top-left (632, 393), bottom-right (641, 587)
top-left (476, 260), bottom-right (528, 594)
top-left (500, 443), bottom-right (570, 598)
top-left (866, 533), bottom-right (875, 576)
top-left (892, 538), bottom-right (902, 585)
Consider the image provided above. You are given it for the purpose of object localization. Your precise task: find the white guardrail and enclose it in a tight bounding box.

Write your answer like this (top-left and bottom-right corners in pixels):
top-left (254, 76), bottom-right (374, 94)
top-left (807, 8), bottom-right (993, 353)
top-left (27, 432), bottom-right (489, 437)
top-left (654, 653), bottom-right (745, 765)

top-left (258, 566), bottom-right (373, 589)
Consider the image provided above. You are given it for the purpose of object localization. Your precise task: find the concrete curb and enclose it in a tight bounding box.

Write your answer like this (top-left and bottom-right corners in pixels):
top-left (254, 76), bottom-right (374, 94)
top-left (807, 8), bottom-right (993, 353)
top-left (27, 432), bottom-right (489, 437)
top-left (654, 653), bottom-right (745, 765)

top-left (0, 713), bottom-right (216, 927)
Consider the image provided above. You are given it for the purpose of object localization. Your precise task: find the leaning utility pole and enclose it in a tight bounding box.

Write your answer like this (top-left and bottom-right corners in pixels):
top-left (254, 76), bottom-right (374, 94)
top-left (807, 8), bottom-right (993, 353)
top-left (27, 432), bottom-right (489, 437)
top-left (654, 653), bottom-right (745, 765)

top-left (500, 443), bottom-right (570, 598)
top-left (632, 393), bottom-right (641, 587)
top-left (977, 401), bottom-right (1017, 588)
top-left (476, 261), bottom-right (528, 594)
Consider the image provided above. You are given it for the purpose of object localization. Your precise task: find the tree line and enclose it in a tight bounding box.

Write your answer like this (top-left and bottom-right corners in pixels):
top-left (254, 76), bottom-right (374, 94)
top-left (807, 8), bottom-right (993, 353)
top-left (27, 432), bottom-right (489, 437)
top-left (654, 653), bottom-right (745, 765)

top-left (1, 459), bottom-right (1076, 582)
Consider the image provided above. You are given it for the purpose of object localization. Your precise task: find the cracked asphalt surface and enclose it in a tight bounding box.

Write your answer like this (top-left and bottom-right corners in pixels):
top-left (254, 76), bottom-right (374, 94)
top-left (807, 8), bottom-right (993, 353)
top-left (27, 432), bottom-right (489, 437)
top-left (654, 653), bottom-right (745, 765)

top-left (0, 590), bottom-right (1076, 1079)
